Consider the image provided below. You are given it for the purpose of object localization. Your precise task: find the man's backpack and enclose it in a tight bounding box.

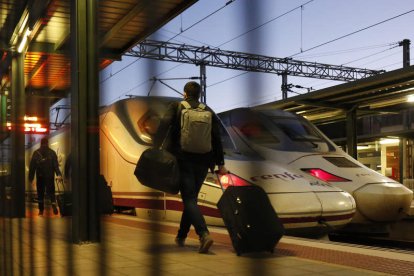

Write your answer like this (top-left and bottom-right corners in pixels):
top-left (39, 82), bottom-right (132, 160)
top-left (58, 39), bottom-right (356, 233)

top-left (36, 151), bottom-right (53, 178)
top-left (179, 101), bottom-right (212, 153)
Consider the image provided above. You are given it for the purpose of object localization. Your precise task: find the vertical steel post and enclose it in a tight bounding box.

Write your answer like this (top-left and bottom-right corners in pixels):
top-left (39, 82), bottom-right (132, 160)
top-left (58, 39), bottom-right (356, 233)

top-left (10, 53), bottom-right (25, 218)
top-left (346, 107), bottom-right (358, 159)
top-left (281, 73), bottom-right (288, 99)
top-left (71, 0), bottom-right (100, 243)
top-left (399, 139), bottom-right (404, 184)
top-left (199, 63), bottom-right (207, 103)
top-left (400, 39), bottom-right (410, 68)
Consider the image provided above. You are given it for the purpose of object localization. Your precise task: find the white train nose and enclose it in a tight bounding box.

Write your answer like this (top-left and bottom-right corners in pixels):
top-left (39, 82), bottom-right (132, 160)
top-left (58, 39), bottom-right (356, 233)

top-left (353, 183), bottom-right (413, 222)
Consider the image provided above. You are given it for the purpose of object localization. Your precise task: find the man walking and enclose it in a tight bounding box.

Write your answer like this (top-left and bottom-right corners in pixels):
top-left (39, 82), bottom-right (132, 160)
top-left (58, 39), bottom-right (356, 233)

top-left (155, 81), bottom-right (227, 253)
top-left (29, 137), bottom-right (62, 216)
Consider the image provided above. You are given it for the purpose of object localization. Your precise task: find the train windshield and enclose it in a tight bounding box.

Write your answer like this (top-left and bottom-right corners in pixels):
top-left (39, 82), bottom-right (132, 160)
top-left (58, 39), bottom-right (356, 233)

top-left (230, 109), bottom-right (335, 152)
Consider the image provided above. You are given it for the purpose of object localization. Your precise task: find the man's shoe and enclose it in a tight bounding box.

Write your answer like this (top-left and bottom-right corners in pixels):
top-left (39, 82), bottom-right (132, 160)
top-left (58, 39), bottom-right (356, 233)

top-left (199, 233), bottom-right (213, 253)
top-left (175, 237), bottom-right (185, 247)
top-left (52, 204), bottom-right (58, 215)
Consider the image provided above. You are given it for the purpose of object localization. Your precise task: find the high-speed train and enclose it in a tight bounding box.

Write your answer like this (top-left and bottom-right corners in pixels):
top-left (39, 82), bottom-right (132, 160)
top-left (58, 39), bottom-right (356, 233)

top-left (25, 96), bottom-right (412, 236)
top-left (219, 107), bottom-right (413, 233)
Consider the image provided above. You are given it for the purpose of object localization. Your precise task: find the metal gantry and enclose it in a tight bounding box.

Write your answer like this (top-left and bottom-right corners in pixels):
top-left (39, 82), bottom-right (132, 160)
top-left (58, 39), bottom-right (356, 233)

top-left (125, 40), bottom-right (385, 100)
top-left (126, 40), bottom-right (384, 80)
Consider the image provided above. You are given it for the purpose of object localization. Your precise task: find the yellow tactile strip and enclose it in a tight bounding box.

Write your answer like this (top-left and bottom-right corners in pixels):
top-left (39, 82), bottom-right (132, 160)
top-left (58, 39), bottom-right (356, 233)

top-left (105, 216), bottom-right (414, 276)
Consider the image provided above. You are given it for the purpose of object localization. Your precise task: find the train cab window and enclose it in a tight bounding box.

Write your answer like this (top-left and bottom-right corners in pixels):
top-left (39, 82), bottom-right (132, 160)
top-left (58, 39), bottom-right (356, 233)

top-left (268, 115), bottom-right (336, 152)
top-left (218, 119), bottom-right (236, 151)
top-left (231, 110), bottom-right (279, 145)
top-left (273, 118), bottom-right (322, 142)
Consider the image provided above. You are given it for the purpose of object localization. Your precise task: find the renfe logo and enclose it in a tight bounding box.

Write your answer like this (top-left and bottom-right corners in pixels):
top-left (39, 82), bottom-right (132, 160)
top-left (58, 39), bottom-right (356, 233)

top-left (251, 172), bottom-right (304, 182)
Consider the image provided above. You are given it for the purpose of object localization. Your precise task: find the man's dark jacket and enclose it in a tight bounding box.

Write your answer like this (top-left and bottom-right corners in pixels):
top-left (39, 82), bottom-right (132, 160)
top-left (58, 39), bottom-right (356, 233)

top-left (154, 98), bottom-right (225, 169)
top-left (29, 145), bottom-right (62, 181)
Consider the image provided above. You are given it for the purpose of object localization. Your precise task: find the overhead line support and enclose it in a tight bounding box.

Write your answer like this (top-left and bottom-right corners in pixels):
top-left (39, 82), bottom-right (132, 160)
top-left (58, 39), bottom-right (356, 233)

top-left (126, 40), bottom-right (385, 82)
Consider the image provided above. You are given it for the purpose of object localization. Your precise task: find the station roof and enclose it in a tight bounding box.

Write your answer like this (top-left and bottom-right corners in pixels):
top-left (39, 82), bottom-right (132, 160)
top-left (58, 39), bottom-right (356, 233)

top-left (0, 0), bottom-right (197, 95)
top-left (255, 65), bottom-right (414, 124)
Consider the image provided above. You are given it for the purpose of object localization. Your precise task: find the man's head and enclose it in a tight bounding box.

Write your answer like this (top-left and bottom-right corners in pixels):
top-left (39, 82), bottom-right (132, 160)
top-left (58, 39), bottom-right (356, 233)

top-left (183, 81), bottom-right (201, 100)
top-left (40, 137), bottom-right (48, 146)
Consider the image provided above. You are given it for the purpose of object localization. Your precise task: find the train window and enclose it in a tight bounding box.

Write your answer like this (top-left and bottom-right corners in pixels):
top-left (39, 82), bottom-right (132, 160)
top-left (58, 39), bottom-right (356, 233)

top-left (272, 118), bottom-right (323, 142)
top-left (231, 110), bottom-right (279, 145)
top-left (218, 118), bottom-right (236, 151)
top-left (137, 112), bottom-right (161, 144)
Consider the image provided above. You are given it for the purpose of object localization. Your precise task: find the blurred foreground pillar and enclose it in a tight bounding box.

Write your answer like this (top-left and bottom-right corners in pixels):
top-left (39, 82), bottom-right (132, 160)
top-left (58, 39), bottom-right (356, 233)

top-left (10, 53), bottom-right (26, 218)
top-left (70, 0), bottom-right (100, 243)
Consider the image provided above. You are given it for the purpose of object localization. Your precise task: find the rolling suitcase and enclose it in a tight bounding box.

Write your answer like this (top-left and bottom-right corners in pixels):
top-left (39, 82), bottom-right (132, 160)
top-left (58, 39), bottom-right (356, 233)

top-left (55, 178), bottom-right (72, 217)
top-left (216, 173), bottom-right (284, 256)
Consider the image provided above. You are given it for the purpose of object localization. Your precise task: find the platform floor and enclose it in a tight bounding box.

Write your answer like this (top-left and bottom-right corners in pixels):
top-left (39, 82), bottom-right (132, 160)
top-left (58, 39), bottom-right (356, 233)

top-left (409, 200), bottom-right (414, 216)
top-left (1, 211), bottom-right (414, 276)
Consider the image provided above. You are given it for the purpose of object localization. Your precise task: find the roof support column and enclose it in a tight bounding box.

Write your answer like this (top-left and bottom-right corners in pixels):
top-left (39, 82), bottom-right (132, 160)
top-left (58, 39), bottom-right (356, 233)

top-left (281, 73), bottom-right (288, 99)
top-left (399, 39), bottom-right (410, 68)
top-left (346, 107), bottom-right (358, 159)
top-left (199, 63), bottom-right (207, 103)
top-left (9, 53), bottom-right (26, 218)
top-left (70, 0), bottom-right (100, 243)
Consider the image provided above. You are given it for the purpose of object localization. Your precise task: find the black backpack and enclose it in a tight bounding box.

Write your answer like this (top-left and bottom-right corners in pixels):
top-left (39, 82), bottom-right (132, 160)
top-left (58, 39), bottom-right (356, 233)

top-left (36, 150), bottom-right (53, 178)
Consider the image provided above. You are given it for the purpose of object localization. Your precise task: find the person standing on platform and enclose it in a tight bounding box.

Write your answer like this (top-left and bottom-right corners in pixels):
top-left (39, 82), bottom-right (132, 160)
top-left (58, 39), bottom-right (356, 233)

top-left (155, 81), bottom-right (228, 253)
top-left (29, 137), bottom-right (62, 216)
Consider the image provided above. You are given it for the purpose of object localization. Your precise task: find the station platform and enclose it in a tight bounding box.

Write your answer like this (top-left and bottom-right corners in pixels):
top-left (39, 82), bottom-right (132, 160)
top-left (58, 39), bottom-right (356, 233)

top-left (409, 200), bottom-right (414, 216)
top-left (1, 211), bottom-right (414, 276)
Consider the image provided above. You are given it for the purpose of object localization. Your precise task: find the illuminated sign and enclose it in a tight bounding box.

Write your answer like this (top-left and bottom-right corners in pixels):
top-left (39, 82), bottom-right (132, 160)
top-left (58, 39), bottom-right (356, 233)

top-left (6, 115), bottom-right (48, 133)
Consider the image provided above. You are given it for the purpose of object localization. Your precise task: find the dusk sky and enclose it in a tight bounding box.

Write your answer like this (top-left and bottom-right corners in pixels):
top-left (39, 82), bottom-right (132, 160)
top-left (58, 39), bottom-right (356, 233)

top-left (99, 0), bottom-right (414, 112)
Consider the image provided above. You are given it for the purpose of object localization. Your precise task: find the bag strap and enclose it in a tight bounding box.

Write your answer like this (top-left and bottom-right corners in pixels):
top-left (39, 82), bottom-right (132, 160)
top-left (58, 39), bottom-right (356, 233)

top-left (181, 101), bottom-right (191, 109)
top-left (198, 103), bottom-right (206, 110)
top-left (159, 125), bottom-right (172, 150)
top-left (36, 151), bottom-right (43, 159)
top-left (181, 100), bottom-right (206, 110)
top-left (159, 101), bottom-right (181, 150)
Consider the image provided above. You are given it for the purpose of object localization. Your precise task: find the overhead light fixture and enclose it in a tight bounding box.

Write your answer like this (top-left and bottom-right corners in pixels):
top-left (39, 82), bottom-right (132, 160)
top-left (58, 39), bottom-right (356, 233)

top-left (18, 13), bottom-right (29, 36)
top-left (17, 28), bottom-right (31, 53)
top-left (379, 138), bottom-right (400, 145)
top-left (407, 94), bottom-right (414, 102)
top-left (357, 145), bottom-right (370, 150)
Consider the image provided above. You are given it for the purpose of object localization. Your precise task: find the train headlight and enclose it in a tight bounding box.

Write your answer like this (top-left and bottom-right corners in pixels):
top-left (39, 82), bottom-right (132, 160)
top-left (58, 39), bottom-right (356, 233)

top-left (302, 168), bottom-right (351, 182)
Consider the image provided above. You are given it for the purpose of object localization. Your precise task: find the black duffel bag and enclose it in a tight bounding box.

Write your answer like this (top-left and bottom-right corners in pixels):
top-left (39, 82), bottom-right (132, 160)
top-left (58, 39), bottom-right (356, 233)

top-left (134, 147), bottom-right (180, 194)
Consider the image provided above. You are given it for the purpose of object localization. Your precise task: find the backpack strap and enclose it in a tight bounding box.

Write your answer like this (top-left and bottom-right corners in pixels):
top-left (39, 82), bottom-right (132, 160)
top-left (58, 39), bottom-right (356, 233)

top-left (181, 101), bottom-right (191, 109)
top-left (36, 151), bottom-right (43, 160)
top-left (181, 101), bottom-right (206, 110)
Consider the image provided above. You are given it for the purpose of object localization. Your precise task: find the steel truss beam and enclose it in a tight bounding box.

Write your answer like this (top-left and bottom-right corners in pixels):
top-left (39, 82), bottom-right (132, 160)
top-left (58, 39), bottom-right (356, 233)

top-left (126, 40), bottom-right (385, 82)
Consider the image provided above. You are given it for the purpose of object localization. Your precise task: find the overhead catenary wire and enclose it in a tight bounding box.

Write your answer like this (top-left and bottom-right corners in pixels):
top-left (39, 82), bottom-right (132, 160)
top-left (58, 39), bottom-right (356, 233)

top-left (107, 3), bottom-right (414, 105)
top-left (103, 0), bottom-right (314, 91)
top-left (288, 9), bottom-right (414, 57)
top-left (188, 4), bottom-right (413, 90)
top-left (298, 43), bottom-right (404, 89)
top-left (217, 0), bottom-right (315, 48)
top-left (295, 42), bottom-right (398, 59)
top-left (342, 45), bottom-right (400, 66)
top-left (101, 0), bottom-right (236, 86)
top-left (213, 8), bottom-right (414, 90)
top-left (135, 0), bottom-right (317, 91)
